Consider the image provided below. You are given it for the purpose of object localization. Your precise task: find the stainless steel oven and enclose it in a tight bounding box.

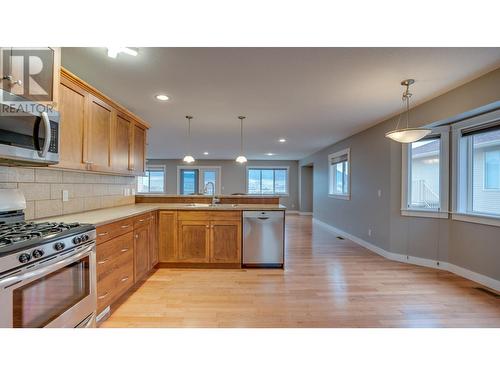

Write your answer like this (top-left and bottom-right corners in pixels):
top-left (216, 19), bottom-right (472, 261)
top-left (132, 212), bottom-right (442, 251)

top-left (0, 242), bottom-right (96, 328)
top-left (0, 88), bottom-right (59, 165)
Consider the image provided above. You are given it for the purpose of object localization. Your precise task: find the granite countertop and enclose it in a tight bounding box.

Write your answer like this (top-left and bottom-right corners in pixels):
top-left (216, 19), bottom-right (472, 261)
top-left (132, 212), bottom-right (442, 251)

top-left (37, 203), bottom-right (286, 226)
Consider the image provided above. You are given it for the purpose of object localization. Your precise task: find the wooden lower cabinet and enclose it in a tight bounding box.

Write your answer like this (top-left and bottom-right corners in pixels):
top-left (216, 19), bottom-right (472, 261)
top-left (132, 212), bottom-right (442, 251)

top-left (178, 220), bottom-right (211, 262)
top-left (158, 211), bottom-right (177, 262)
top-left (210, 220), bottom-right (241, 263)
top-left (159, 211), bottom-right (242, 266)
top-left (134, 223), bottom-right (150, 282)
top-left (149, 211), bottom-right (159, 267)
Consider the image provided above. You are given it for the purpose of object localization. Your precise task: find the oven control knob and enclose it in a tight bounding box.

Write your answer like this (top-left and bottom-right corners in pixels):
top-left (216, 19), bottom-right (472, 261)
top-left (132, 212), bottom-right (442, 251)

top-left (72, 236), bottom-right (82, 245)
top-left (54, 242), bottom-right (65, 251)
top-left (81, 234), bottom-right (89, 242)
top-left (32, 249), bottom-right (44, 258)
top-left (19, 253), bottom-right (31, 263)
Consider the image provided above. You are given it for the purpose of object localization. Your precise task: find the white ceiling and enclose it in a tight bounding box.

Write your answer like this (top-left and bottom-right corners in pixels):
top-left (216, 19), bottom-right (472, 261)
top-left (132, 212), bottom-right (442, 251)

top-left (61, 48), bottom-right (500, 160)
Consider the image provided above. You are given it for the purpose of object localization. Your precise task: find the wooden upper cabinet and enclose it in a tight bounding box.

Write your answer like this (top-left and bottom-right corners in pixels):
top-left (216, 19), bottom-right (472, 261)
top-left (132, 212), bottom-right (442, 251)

top-left (130, 124), bottom-right (146, 175)
top-left (158, 211), bottom-right (178, 262)
top-left (55, 68), bottom-right (149, 176)
top-left (112, 113), bottom-right (131, 173)
top-left (55, 77), bottom-right (88, 170)
top-left (210, 220), bottom-right (241, 263)
top-left (178, 220), bottom-right (210, 263)
top-left (87, 95), bottom-right (113, 172)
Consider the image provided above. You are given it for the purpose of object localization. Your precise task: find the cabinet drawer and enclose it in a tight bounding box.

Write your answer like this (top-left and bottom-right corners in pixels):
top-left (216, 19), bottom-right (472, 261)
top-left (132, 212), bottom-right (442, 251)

top-left (96, 218), bottom-right (134, 244)
top-left (97, 232), bottom-right (133, 265)
top-left (177, 210), bottom-right (241, 221)
top-left (133, 212), bottom-right (153, 228)
top-left (97, 242), bottom-right (134, 282)
top-left (97, 258), bottom-right (134, 312)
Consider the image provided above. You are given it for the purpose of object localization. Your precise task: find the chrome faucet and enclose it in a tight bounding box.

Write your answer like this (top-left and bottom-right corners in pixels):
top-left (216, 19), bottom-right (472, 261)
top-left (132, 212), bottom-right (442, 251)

top-left (204, 181), bottom-right (219, 206)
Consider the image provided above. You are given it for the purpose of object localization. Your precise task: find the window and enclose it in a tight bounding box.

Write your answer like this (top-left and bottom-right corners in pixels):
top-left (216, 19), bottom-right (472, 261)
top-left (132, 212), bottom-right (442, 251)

top-left (177, 167), bottom-right (221, 195)
top-left (247, 167), bottom-right (289, 195)
top-left (328, 149), bottom-right (350, 199)
top-left (484, 150), bottom-right (500, 190)
top-left (456, 123), bottom-right (500, 217)
top-left (409, 138), bottom-right (440, 209)
top-left (137, 166), bottom-right (165, 193)
top-left (402, 130), bottom-right (449, 217)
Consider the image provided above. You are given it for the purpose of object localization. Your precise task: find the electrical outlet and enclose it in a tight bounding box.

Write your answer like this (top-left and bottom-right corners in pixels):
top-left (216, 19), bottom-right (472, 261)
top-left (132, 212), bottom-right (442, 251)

top-left (368, 228), bottom-right (372, 237)
top-left (377, 189), bottom-right (382, 198)
top-left (62, 190), bottom-right (69, 202)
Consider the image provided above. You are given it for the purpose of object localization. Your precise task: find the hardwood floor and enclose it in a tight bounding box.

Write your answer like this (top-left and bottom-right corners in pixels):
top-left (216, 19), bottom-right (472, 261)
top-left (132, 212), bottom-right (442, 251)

top-left (101, 215), bottom-right (500, 327)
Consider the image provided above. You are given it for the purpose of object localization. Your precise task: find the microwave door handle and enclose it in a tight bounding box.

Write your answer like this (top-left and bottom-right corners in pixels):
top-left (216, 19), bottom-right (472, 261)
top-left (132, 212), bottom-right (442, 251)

top-left (0, 243), bottom-right (94, 289)
top-left (39, 111), bottom-right (51, 158)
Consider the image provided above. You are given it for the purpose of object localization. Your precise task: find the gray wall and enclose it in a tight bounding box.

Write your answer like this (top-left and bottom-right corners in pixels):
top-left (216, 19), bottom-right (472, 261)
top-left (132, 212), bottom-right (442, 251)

top-left (299, 165), bottom-right (314, 213)
top-left (147, 159), bottom-right (299, 210)
top-left (300, 68), bottom-right (500, 282)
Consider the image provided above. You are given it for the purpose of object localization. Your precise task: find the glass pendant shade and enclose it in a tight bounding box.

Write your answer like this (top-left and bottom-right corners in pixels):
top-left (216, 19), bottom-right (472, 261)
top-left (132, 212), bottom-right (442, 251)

top-left (183, 155), bottom-right (195, 163)
top-left (386, 79), bottom-right (431, 144)
top-left (235, 155), bottom-right (247, 164)
top-left (385, 128), bottom-right (431, 143)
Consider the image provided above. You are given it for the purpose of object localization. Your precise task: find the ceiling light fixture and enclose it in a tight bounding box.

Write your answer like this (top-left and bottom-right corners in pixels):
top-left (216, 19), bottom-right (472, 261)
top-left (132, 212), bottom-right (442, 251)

top-left (385, 79), bottom-right (431, 143)
top-left (266, 153), bottom-right (275, 156)
top-left (106, 47), bottom-right (139, 58)
top-left (182, 115), bottom-right (195, 164)
top-left (279, 138), bottom-right (286, 143)
top-left (155, 94), bottom-right (169, 101)
top-left (235, 116), bottom-right (248, 164)
top-left (203, 152), bottom-right (209, 155)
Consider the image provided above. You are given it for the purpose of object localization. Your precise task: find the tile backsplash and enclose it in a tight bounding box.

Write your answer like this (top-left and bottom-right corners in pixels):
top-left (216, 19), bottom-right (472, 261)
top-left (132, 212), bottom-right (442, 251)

top-left (0, 166), bottom-right (136, 220)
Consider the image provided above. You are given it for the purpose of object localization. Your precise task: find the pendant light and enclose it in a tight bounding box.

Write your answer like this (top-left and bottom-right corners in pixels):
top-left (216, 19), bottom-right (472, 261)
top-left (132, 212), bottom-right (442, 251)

top-left (235, 116), bottom-right (248, 164)
top-left (183, 115), bottom-right (195, 163)
top-left (385, 79), bottom-right (431, 143)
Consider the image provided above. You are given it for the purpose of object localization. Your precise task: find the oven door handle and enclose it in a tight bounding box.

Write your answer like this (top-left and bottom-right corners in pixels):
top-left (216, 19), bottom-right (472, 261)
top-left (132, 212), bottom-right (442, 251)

top-left (38, 111), bottom-right (52, 158)
top-left (0, 243), bottom-right (94, 289)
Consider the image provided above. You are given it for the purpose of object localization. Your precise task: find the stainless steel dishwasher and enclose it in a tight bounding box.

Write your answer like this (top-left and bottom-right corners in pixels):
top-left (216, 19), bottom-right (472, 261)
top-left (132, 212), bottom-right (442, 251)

top-left (243, 210), bottom-right (284, 268)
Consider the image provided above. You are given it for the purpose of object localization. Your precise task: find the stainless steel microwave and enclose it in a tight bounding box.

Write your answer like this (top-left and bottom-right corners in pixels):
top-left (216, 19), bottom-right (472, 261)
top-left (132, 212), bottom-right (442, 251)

top-left (0, 88), bottom-right (59, 165)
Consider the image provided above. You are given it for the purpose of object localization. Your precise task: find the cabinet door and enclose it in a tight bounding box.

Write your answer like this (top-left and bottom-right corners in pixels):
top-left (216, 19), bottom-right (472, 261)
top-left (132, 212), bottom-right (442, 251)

top-left (112, 113), bottom-right (131, 173)
top-left (130, 124), bottom-right (146, 175)
top-left (158, 211), bottom-right (177, 262)
top-left (55, 77), bottom-right (88, 170)
top-left (87, 95), bottom-right (113, 171)
top-left (177, 220), bottom-right (210, 263)
top-left (134, 224), bottom-right (150, 282)
top-left (149, 212), bottom-right (159, 267)
top-left (210, 220), bottom-right (241, 263)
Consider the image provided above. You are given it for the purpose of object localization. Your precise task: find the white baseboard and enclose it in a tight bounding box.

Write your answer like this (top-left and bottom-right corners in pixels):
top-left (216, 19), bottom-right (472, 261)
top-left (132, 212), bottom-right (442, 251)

top-left (298, 211), bottom-right (313, 216)
top-left (313, 218), bottom-right (500, 292)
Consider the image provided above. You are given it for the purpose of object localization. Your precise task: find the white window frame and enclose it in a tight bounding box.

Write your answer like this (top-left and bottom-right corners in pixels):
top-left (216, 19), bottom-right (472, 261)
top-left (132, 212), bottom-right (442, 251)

top-left (176, 166), bottom-right (222, 195)
top-left (483, 150), bottom-right (500, 191)
top-left (451, 108), bottom-right (500, 227)
top-left (328, 148), bottom-right (351, 200)
top-left (245, 166), bottom-right (290, 196)
top-left (401, 128), bottom-right (449, 218)
top-left (137, 165), bottom-right (166, 194)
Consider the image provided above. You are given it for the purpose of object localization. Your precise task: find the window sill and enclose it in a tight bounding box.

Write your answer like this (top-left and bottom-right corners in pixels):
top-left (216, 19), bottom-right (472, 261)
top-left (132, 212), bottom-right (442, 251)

top-left (452, 212), bottom-right (500, 228)
top-left (401, 209), bottom-right (448, 219)
top-left (328, 194), bottom-right (350, 200)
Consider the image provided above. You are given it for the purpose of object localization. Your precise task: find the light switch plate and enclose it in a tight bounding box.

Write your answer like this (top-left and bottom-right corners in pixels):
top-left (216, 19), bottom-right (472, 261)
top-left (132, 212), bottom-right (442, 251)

top-left (62, 190), bottom-right (69, 202)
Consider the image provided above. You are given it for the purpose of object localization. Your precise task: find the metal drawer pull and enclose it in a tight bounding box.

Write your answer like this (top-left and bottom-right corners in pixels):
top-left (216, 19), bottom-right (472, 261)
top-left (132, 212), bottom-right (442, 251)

top-left (121, 225), bottom-right (130, 229)
top-left (98, 292), bottom-right (109, 300)
top-left (258, 217), bottom-right (270, 220)
top-left (138, 219), bottom-right (145, 222)
top-left (98, 258), bottom-right (110, 264)
top-left (120, 248), bottom-right (129, 253)
top-left (121, 276), bottom-right (129, 282)
top-left (97, 232), bottom-right (109, 236)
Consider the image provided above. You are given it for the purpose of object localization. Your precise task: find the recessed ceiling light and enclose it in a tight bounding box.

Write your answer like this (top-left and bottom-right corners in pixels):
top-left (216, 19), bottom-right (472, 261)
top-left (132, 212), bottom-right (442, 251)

top-left (155, 94), bottom-right (169, 101)
top-left (266, 153), bottom-right (275, 156)
top-left (203, 152), bottom-right (209, 155)
top-left (106, 47), bottom-right (138, 58)
top-left (279, 138), bottom-right (286, 143)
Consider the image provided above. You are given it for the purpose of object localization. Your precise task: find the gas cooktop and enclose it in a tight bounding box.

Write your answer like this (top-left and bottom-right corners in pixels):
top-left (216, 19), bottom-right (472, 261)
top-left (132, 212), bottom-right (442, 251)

top-left (0, 221), bottom-right (96, 256)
